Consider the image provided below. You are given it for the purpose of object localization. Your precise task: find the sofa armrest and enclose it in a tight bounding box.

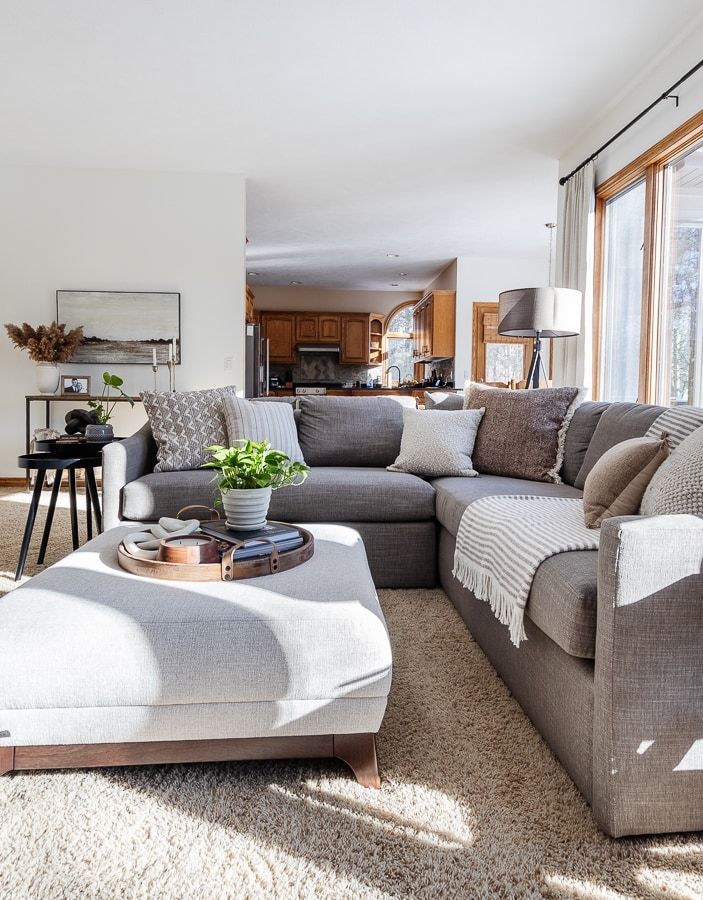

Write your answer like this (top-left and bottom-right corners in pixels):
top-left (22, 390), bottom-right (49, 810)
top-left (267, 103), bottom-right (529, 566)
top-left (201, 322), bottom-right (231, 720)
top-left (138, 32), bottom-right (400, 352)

top-left (594, 514), bottom-right (703, 837)
top-left (101, 423), bottom-right (156, 529)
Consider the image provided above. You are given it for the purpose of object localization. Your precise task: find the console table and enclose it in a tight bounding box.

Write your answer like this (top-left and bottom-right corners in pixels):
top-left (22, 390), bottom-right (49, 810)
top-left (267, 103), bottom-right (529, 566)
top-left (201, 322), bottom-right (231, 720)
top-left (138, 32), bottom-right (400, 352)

top-left (25, 394), bottom-right (142, 489)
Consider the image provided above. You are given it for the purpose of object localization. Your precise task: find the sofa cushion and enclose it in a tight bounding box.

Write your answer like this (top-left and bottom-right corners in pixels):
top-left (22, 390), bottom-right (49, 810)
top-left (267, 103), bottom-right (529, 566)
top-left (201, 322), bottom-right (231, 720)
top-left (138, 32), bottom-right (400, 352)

top-left (297, 396), bottom-right (404, 466)
top-left (222, 395), bottom-right (305, 463)
top-left (573, 401), bottom-right (665, 489)
top-left (432, 473), bottom-right (583, 538)
top-left (528, 551), bottom-right (599, 658)
top-left (561, 401), bottom-right (609, 486)
top-left (123, 467), bottom-right (436, 523)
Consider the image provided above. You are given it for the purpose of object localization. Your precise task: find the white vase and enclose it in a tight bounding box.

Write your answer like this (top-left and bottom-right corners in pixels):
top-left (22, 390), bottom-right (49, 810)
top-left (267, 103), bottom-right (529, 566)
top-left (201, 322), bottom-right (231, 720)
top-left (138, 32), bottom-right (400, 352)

top-left (35, 363), bottom-right (60, 395)
top-left (221, 486), bottom-right (272, 530)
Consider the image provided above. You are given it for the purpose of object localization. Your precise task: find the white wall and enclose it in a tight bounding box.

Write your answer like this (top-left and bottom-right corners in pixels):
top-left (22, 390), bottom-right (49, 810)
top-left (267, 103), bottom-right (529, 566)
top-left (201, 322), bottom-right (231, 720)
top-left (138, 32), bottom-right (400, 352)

top-left (454, 255), bottom-right (547, 385)
top-left (560, 19), bottom-right (703, 185)
top-left (0, 167), bottom-right (246, 476)
top-left (425, 260), bottom-right (457, 293)
top-left (251, 286), bottom-right (421, 317)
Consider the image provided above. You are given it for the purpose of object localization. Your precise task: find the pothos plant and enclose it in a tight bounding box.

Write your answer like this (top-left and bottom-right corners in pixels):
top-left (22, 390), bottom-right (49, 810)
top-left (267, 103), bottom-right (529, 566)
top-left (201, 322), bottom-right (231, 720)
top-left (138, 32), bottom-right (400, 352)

top-left (203, 440), bottom-right (309, 493)
top-left (87, 371), bottom-right (134, 424)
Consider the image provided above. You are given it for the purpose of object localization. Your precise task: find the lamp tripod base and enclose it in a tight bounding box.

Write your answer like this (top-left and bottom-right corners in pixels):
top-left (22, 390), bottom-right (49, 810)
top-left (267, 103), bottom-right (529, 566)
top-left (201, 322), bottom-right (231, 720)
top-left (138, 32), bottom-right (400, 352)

top-left (525, 333), bottom-right (550, 389)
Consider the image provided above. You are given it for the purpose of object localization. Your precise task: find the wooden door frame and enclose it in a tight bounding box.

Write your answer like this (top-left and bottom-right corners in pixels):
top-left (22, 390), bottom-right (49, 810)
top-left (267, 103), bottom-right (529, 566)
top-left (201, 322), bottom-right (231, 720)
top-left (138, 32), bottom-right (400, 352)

top-left (472, 302), bottom-right (550, 385)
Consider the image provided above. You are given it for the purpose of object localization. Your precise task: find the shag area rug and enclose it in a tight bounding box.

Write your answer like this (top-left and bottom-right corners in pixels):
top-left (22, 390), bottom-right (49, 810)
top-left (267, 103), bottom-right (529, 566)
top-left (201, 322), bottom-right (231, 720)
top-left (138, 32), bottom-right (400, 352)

top-left (0, 488), bottom-right (701, 899)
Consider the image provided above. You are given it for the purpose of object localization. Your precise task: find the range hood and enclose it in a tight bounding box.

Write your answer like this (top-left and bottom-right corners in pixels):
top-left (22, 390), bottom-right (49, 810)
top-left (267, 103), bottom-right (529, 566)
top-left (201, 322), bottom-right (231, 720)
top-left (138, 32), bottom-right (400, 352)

top-left (296, 344), bottom-right (340, 354)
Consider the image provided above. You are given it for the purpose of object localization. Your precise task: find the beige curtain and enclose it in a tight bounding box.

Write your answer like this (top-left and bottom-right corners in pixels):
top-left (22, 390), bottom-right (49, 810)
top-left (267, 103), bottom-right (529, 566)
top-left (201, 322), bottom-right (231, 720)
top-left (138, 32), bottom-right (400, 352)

top-left (552, 163), bottom-right (595, 392)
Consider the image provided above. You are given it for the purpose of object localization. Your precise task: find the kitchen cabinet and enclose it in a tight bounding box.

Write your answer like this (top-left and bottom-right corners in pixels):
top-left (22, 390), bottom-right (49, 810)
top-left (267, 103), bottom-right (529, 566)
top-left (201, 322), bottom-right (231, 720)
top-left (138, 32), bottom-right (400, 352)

top-left (260, 312), bottom-right (296, 364)
top-left (412, 290), bottom-right (455, 363)
top-left (295, 314), bottom-right (319, 343)
top-left (318, 314), bottom-right (341, 342)
top-left (341, 314), bottom-right (370, 364)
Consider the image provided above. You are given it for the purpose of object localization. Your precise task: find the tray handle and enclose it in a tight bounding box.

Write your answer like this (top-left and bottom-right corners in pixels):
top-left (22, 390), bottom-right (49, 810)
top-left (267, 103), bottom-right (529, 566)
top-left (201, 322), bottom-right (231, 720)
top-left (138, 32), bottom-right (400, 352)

top-left (221, 538), bottom-right (280, 581)
top-left (177, 504), bottom-right (221, 521)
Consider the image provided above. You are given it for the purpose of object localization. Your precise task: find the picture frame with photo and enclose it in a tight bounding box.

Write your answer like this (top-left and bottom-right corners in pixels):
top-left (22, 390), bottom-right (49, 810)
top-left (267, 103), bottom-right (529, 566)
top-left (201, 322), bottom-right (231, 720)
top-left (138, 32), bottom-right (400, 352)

top-left (61, 375), bottom-right (91, 396)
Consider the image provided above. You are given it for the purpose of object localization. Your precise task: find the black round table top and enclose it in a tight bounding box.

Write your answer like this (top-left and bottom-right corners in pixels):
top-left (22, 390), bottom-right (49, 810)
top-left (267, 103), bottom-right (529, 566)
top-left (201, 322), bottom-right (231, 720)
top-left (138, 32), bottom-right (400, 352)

top-left (18, 452), bottom-right (102, 470)
top-left (33, 437), bottom-right (118, 458)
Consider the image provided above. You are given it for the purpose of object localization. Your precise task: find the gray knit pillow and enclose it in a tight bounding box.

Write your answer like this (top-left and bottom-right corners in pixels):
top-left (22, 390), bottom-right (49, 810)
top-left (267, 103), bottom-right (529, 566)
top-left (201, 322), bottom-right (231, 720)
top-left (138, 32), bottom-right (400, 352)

top-left (388, 408), bottom-right (485, 477)
top-left (640, 425), bottom-right (703, 516)
top-left (223, 396), bottom-right (305, 463)
top-left (141, 386), bottom-right (236, 472)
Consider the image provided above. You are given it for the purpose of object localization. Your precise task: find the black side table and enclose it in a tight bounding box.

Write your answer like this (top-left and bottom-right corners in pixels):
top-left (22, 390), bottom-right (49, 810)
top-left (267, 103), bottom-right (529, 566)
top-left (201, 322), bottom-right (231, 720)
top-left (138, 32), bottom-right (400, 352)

top-left (15, 452), bottom-right (103, 581)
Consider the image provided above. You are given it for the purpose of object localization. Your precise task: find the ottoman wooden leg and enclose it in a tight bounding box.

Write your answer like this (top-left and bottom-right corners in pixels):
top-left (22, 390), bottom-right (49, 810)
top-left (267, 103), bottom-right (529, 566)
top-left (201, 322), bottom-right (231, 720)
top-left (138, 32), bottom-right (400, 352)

top-left (0, 747), bottom-right (15, 775)
top-left (333, 733), bottom-right (380, 788)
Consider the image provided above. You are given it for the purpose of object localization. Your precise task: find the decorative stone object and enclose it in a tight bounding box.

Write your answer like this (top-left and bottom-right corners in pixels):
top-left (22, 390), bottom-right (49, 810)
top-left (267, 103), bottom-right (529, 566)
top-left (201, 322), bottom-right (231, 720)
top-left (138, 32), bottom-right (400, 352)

top-left (65, 409), bottom-right (100, 435)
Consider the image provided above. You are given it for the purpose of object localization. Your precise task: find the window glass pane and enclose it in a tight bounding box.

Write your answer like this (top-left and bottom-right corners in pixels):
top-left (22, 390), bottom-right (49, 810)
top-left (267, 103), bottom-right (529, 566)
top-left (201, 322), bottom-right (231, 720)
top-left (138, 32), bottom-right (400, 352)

top-left (485, 343), bottom-right (524, 383)
top-left (600, 179), bottom-right (646, 401)
top-left (387, 306), bottom-right (413, 333)
top-left (386, 337), bottom-right (413, 382)
top-left (658, 145), bottom-right (703, 406)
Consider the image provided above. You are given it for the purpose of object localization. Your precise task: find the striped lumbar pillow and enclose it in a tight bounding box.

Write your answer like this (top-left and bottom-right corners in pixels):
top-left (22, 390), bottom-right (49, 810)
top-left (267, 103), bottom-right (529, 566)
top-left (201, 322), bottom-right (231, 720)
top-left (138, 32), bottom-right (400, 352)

top-left (645, 406), bottom-right (703, 448)
top-left (223, 396), bottom-right (306, 464)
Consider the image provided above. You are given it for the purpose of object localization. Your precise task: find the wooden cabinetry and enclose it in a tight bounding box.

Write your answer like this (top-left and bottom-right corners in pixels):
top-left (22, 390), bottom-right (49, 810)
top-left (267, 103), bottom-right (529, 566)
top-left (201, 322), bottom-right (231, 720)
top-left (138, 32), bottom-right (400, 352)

top-left (340, 314), bottom-right (370, 364)
top-left (245, 285), bottom-right (256, 324)
top-left (318, 314), bottom-right (341, 342)
top-left (369, 315), bottom-right (384, 366)
top-left (295, 314), bottom-right (319, 343)
top-left (412, 290), bottom-right (455, 363)
top-left (259, 312), bottom-right (296, 364)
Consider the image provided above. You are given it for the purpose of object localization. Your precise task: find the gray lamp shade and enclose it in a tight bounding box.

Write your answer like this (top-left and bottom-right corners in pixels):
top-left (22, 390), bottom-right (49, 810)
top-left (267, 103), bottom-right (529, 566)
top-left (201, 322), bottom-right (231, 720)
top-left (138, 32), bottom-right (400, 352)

top-left (498, 287), bottom-right (582, 338)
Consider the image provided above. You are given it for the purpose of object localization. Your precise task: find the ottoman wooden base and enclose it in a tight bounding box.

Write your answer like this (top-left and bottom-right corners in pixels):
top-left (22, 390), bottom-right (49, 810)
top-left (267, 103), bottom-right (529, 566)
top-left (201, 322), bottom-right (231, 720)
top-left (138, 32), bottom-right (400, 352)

top-left (0, 732), bottom-right (380, 789)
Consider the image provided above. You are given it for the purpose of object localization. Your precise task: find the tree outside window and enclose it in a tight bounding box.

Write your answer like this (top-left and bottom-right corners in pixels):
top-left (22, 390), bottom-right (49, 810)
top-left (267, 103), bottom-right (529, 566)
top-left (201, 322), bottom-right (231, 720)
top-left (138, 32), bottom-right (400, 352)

top-left (385, 304), bottom-right (415, 384)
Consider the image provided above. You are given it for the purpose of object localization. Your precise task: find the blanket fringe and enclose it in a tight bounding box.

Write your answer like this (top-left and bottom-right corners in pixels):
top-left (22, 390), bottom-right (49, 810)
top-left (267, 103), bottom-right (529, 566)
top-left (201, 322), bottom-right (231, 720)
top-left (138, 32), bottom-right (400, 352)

top-left (453, 559), bottom-right (527, 647)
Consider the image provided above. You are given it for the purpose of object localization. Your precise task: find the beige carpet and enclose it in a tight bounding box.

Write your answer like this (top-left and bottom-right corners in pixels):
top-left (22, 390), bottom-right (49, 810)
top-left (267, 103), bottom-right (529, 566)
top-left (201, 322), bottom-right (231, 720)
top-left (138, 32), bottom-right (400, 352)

top-left (0, 488), bottom-right (701, 899)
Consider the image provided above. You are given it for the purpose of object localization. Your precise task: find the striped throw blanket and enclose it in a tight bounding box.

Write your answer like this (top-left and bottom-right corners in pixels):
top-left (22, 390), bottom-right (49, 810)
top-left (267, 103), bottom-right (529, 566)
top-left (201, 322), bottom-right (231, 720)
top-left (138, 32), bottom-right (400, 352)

top-left (453, 495), bottom-right (600, 647)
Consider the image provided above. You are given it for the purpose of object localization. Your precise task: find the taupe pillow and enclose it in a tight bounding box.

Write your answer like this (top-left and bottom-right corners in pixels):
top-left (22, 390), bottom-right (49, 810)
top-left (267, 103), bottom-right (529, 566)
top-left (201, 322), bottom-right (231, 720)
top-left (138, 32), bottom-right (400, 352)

top-left (641, 424), bottom-right (703, 516)
top-left (388, 408), bottom-right (485, 477)
top-left (141, 386), bottom-right (237, 472)
top-left (223, 396), bottom-right (305, 463)
top-left (582, 434), bottom-right (670, 529)
top-left (463, 383), bottom-right (581, 483)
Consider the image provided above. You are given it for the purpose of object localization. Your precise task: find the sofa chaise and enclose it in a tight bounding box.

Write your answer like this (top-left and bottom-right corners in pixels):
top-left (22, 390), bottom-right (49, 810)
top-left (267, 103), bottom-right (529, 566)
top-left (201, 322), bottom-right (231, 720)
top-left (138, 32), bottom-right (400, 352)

top-left (102, 396), bottom-right (703, 837)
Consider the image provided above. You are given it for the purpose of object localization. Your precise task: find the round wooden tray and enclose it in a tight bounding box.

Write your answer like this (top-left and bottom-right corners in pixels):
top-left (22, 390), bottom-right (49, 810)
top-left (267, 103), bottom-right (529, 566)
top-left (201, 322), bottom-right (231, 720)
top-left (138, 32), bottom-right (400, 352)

top-left (117, 524), bottom-right (315, 582)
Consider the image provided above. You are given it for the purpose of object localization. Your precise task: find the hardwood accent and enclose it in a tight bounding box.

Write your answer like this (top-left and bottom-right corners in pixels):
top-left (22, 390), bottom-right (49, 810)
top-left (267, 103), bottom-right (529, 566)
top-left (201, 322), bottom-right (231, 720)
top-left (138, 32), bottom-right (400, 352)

top-left (369, 314), bottom-right (384, 366)
top-left (332, 733), bottom-right (380, 789)
top-left (318, 314), bottom-right (341, 342)
top-left (412, 290), bottom-right (455, 363)
top-left (245, 285), bottom-right (256, 324)
top-left (295, 313), bottom-right (319, 343)
top-left (593, 106), bottom-right (703, 402)
top-left (471, 302), bottom-right (533, 385)
top-left (2, 733), bottom-right (381, 788)
top-left (0, 477), bottom-right (25, 487)
top-left (340, 314), bottom-right (370, 364)
top-left (259, 312), bottom-right (296, 364)
top-left (0, 746), bottom-right (14, 775)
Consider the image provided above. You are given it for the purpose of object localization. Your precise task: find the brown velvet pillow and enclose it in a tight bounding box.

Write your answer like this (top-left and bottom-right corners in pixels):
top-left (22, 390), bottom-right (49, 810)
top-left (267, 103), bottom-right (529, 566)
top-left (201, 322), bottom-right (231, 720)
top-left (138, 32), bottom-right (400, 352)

top-left (583, 434), bottom-right (670, 528)
top-left (463, 383), bottom-right (581, 483)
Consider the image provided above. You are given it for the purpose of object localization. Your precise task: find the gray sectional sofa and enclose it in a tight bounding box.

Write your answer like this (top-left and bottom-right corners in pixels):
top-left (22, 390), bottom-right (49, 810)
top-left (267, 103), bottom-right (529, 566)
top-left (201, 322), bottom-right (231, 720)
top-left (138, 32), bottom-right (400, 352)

top-left (102, 396), bottom-right (703, 838)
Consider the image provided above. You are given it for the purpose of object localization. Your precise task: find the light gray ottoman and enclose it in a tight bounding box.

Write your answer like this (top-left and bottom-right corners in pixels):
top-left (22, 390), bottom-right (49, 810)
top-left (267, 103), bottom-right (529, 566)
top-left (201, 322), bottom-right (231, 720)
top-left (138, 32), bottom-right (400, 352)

top-left (0, 524), bottom-right (392, 787)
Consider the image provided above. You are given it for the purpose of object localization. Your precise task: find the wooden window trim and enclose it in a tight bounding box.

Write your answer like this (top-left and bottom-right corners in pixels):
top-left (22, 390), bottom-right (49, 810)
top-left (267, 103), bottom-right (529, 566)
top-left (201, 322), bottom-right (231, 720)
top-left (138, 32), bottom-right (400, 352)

top-left (594, 107), bottom-right (703, 402)
top-left (383, 300), bottom-right (415, 380)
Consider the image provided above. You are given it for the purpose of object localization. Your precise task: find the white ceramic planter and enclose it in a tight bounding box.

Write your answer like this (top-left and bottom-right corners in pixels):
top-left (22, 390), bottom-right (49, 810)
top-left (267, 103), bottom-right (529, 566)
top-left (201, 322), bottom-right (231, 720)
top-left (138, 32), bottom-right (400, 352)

top-left (220, 486), bottom-right (272, 530)
top-left (36, 363), bottom-right (60, 395)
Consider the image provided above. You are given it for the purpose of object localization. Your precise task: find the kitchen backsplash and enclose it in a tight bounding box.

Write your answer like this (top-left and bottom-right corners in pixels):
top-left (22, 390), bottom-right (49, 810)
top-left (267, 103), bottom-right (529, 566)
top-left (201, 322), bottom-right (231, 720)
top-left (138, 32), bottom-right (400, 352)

top-left (270, 354), bottom-right (382, 385)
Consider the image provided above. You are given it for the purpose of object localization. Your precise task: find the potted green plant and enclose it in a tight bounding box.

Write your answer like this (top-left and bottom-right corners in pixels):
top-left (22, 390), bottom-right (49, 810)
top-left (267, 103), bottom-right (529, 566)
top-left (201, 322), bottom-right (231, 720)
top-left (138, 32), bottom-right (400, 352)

top-left (203, 440), bottom-right (308, 529)
top-left (5, 321), bottom-right (84, 394)
top-left (86, 371), bottom-right (134, 439)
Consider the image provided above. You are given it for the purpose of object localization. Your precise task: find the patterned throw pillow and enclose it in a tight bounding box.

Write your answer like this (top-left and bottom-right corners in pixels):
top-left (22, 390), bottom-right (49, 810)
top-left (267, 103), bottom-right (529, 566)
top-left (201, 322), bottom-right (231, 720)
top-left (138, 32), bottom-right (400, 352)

top-left (582, 434), bottom-right (670, 528)
top-left (463, 383), bottom-right (582, 483)
top-left (387, 408), bottom-right (485, 477)
top-left (640, 425), bottom-right (703, 516)
top-left (141, 386), bottom-right (237, 472)
top-left (644, 406), bottom-right (703, 448)
top-left (223, 396), bottom-right (305, 463)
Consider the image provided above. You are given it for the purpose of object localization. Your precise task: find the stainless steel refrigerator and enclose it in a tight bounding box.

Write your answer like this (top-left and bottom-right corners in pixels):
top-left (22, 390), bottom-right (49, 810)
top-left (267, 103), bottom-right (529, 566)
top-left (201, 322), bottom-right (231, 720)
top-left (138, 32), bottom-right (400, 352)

top-left (245, 324), bottom-right (268, 397)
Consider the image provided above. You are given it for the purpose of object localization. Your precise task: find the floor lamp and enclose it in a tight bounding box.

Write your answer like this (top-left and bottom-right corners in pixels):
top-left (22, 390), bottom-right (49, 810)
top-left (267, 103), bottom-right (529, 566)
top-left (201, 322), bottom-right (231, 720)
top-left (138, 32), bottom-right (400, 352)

top-left (497, 287), bottom-right (582, 388)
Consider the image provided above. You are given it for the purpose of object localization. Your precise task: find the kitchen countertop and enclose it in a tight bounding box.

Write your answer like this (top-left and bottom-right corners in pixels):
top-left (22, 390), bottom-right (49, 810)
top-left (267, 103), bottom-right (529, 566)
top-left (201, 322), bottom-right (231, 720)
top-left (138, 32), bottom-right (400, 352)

top-left (268, 387), bottom-right (457, 397)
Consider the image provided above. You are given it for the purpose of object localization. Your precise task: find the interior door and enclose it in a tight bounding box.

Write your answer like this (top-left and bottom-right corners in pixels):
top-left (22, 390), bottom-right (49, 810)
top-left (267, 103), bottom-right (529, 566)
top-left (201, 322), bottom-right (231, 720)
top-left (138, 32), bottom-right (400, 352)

top-left (472, 302), bottom-right (533, 386)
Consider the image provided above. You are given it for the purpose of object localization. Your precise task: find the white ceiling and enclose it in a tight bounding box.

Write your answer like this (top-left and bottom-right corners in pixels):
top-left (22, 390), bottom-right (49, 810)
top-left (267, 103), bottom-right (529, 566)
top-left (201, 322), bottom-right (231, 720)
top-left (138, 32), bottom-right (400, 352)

top-left (1, 1), bottom-right (701, 290)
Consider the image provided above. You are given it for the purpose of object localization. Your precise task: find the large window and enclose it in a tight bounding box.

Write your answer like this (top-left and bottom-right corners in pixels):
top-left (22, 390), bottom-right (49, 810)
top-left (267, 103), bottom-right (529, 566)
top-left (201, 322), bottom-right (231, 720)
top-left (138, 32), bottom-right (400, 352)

top-left (595, 110), bottom-right (703, 406)
top-left (384, 304), bottom-right (414, 384)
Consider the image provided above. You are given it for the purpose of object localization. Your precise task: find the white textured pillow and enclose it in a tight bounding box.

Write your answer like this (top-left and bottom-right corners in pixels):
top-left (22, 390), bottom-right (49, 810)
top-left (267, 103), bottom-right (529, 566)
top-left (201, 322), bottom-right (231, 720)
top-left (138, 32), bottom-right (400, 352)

top-left (223, 396), bottom-right (306, 464)
top-left (640, 424), bottom-right (703, 516)
top-left (387, 408), bottom-right (485, 477)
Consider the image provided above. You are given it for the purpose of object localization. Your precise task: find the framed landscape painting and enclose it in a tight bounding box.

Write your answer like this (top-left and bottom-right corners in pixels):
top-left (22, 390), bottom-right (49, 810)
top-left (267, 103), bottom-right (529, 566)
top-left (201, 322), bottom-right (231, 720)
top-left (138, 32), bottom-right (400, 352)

top-left (56, 290), bottom-right (181, 364)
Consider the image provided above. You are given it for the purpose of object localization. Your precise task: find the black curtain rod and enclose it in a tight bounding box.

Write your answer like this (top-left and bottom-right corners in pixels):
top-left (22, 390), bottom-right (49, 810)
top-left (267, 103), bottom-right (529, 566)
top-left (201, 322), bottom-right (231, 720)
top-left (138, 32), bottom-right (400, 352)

top-left (559, 57), bottom-right (703, 187)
